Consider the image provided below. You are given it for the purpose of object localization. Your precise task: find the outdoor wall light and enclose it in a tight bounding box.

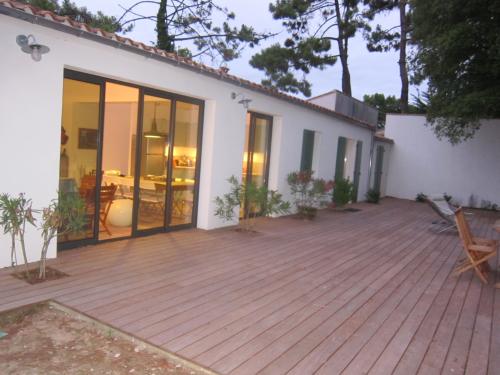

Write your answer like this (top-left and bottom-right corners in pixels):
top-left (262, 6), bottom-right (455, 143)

top-left (231, 92), bottom-right (252, 109)
top-left (16, 34), bottom-right (50, 62)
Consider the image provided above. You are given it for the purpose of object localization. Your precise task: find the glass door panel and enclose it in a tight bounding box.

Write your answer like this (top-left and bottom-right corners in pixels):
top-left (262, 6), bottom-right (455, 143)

top-left (136, 95), bottom-right (171, 231)
top-left (241, 112), bottom-right (272, 216)
top-left (99, 82), bottom-right (139, 240)
top-left (250, 117), bottom-right (272, 188)
top-left (58, 78), bottom-right (100, 243)
top-left (242, 113), bottom-right (251, 185)
top-left (170, 101), bottom-right (200, 226)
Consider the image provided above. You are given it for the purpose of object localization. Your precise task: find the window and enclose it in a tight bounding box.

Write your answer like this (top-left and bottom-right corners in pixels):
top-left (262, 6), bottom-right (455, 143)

top-left (335, 136), bottom-right (363, 201)
top-left (300, 129), bottom-right (315, 171)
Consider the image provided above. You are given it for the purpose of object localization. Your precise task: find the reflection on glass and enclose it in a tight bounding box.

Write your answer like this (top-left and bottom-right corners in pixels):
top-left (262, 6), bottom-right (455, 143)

top-left (99, 82), bottom-right (139, 240)
top-left (137, 95), bottom-right (171, 230)
top-left (58, 78), bottom-right (100, 243)
top-left (242, 113), bottom-right (251, 185)
top-left (250, 117), bottom-right (271, 188)
top-left (241, 113), bottom-right (272, 216)
top-left (170, 101), bottom-right (200, 226)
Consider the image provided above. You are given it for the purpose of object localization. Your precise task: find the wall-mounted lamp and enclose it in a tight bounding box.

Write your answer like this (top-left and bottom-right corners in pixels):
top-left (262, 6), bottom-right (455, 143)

top-left (231, 92), bottom-right (252, 109)
top-left (16, 34), bottom-right (50, 62)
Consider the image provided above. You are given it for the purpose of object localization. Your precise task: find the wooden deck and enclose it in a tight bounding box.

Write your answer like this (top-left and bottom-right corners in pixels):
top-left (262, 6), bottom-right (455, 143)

top-left (0, 198), bottom-right (499, 374)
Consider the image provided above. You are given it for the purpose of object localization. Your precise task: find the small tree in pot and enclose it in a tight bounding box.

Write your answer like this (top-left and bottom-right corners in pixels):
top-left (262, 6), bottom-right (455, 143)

top-left (287, 171), bottom-right (334, 219)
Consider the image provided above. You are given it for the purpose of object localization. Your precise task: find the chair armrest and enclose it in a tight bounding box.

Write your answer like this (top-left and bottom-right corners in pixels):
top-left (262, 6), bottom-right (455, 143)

top-left (473, 237), bottom-right (497, 246)
top-left (469, 244), bottom-right (496, 252)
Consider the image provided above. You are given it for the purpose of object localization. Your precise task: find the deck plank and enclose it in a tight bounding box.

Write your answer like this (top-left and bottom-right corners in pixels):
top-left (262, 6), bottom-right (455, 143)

top-left (0, 198), bottom-right (498, 375)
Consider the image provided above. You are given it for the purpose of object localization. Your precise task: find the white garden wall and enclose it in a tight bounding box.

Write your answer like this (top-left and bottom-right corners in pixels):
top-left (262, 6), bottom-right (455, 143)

top-left (0, 14), bottom-right (373, 268)
top-left (385, 114), bottom-right (500, 206)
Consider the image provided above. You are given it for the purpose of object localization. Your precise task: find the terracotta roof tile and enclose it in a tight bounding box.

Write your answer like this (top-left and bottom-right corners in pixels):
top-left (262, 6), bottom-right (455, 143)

top-left (0, 0), bottom-right (375, 131)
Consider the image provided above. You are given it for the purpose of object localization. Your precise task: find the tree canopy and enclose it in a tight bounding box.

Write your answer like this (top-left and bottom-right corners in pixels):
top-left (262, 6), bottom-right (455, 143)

top-left (118, 0), bottom-right (273, 63)
top-left (411, 0), bottom-right (500, 143)
top-left (250, 0), bottom-right (369, 97)
top-left (363, 92), bottom-right (423, 128)
top-left (23, 0), bottom-right (272, 64)
top-left (22, 0), bottom-right (131, 33)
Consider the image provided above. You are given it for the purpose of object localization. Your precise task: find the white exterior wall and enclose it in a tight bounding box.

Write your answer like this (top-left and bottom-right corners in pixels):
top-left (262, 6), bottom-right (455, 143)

top-left (0, 15), bottom-right (373, 268)
top-left (385, 114), bottom-right (500, 206)
top-left (308, 92), bottom-right (337, 112)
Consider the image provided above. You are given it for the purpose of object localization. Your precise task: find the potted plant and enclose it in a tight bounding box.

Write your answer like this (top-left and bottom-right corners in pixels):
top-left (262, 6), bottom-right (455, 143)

top-left (287, 171), bottom-right (334, 219)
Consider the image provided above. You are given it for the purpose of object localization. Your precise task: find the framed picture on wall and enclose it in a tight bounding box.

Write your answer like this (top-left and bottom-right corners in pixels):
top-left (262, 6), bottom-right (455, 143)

top-left (78, 128), bottom-right (98, 149)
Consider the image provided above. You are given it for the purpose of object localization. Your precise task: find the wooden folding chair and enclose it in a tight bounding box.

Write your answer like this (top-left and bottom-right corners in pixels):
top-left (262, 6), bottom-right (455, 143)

top-left (99, 184), bottom-right (117, 236)
top-left (454, 207), bottom-right (497, 283)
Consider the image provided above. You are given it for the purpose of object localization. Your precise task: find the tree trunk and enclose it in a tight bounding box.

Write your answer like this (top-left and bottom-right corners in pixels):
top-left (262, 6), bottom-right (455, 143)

top-left (334, 0), bottom-right (352, 96)
top-left (339, 44), bottom-right (352, 96)
top-left (399, 0), bottom-right (409, 113)
top-left (10, 234), bottom-right (17, 267)
top-left (19, 234), bottom-right (30, 279)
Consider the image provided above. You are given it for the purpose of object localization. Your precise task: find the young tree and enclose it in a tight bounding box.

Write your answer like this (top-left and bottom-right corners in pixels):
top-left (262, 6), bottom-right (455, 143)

top-left (0, 193), bottom-right (36, 278)
top-left (21, 0), bottom-right (132, 33)
top-left (39, 192), bottom-right (85, 280)
top-left (363, 0), bottom-right (411, 112)
top-left (411, 0), bottom-right (500, 143)
top-left (364, 92), bottom-right (425, 128)
top-left (363, 93), bottom-right (400, 128)
top-left (250, 0), bottom-right (369, 97)
top-left (118, 0), bottom-right (273, 63)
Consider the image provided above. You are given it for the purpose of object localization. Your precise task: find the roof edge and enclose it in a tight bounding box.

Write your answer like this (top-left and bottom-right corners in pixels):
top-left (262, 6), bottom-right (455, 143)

top-left (0, 1), bottom-right (375, 132)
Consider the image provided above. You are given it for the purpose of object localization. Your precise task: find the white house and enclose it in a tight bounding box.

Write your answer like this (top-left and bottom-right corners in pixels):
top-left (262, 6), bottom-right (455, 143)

top-left (0, 0), bottom-right (381, 268)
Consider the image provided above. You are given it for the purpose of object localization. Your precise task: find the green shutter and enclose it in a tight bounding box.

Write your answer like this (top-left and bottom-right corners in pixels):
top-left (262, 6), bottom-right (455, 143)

top-left (335, 136), bottom-right (346, 181)
top-left (373, 145), bottom-right (384, 193)
top-left (352, 140), bottom-right (363, 202)
top-left (300, 130), bottom-right (315, 171)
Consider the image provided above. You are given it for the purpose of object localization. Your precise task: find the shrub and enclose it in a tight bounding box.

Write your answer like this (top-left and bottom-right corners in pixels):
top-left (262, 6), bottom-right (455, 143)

top-left (480, 200), bottom-right (499, 212)
top-left (214, 176), bottom-right (290, 231)
top-left (0, 193), bottom-right (35, 278)
top-left (287, 171), bottom-right (334, 218)
top-left (365, 189), bottom-right (380, 204)
top-left (415, 192), bottom-right (427, 202)
top-left (443, 193), bottom-right (452, 203)
top-left (333, 178), bottom-right (354, 207)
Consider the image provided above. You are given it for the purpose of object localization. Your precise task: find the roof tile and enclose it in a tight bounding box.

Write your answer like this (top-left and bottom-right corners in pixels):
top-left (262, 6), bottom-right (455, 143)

top-left (0, 0), bottom-right (375, 130)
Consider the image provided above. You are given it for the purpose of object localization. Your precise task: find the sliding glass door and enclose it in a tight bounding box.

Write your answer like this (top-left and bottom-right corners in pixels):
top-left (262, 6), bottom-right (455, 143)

top-left (136, 95), bottom-right (171, 232)
top-left (58, 71), bottom-right (203, 248)
top-left (100, 82), bottom-right (139, 240)
top-left (58, 77), bottom-right (101, 244)
top-left (170, 101), bottom-right (200, 226)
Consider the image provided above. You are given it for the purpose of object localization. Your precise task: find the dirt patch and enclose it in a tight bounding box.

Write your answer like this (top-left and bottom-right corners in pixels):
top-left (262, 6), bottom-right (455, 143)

top-left (11, 266), bottom-right (68, 285)
top-left (0, 302), bottom-right (211, 375)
